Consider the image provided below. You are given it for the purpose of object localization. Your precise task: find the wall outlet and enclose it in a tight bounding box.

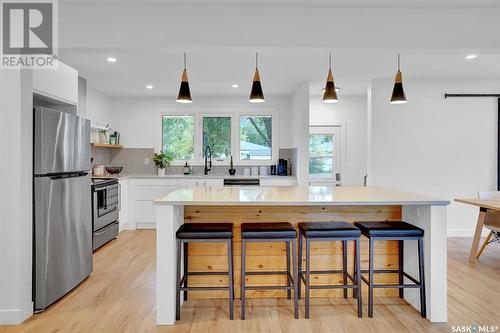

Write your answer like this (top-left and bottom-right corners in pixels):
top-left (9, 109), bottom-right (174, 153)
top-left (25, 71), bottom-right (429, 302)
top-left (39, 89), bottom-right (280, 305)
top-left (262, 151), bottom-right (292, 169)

top-left (144, 158), bottom-right (150, 165)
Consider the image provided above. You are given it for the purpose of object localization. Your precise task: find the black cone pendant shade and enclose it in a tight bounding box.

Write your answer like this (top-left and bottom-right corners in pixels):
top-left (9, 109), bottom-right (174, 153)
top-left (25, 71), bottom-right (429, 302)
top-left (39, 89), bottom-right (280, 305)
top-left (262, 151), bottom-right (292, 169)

top-left (249, 53), bottom-right (265, 103)
top-left (176, 52), bottom-right (192, 104)
top-left (322, 53), bottom-right (338, 103)
top-left (390, 54), bottom-right (407, 104)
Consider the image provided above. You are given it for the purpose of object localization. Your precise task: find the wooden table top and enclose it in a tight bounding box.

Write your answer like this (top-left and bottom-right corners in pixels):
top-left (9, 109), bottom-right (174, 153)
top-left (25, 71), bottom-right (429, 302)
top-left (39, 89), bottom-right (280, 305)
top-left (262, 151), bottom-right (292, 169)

top-left (455, 198), bottom-right (500, 211)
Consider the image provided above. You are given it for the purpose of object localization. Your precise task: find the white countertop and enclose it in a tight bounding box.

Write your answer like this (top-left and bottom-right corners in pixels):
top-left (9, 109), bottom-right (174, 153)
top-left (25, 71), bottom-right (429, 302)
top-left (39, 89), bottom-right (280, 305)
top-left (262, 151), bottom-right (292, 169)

top-left (92, 174), bottom-right (297, 180)
top-left (153, 186), bottom-right (449, 206)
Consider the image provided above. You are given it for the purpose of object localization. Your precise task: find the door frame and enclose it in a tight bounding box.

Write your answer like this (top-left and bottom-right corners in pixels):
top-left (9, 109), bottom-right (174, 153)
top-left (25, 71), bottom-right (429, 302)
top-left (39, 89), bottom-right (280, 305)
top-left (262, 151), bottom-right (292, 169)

top-left (308, 122), bottom-right (346, 186)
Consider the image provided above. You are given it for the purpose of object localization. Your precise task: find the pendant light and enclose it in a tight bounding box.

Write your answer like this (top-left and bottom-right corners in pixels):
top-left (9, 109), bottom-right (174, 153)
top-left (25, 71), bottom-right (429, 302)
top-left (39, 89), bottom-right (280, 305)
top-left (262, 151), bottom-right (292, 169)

top-left (176, 52), bottom-right (192, 104)
top-left (249, 52), bottom-right (265, 103)
top-left (390, 53), bottom-right (407, 104)
top-left (322, 53), bottom-right (338, 104)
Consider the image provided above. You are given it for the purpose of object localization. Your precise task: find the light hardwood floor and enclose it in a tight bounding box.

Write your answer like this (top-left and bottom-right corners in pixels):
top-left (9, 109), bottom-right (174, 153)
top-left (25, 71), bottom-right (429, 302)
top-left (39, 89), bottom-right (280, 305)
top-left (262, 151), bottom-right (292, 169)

top-left (1, 231), bottom-right (498, 333)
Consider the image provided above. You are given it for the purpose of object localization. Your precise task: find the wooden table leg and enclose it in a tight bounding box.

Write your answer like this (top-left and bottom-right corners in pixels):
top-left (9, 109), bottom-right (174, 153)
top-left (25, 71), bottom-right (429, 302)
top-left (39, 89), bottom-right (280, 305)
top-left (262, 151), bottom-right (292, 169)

top-left (469, 208), bottom-right (487, 263)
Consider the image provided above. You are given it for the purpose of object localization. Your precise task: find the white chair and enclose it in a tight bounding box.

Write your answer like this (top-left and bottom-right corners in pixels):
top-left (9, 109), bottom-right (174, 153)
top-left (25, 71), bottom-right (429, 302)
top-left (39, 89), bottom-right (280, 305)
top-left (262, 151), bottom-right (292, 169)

top-left (476, 192), bottom-right (500, 258)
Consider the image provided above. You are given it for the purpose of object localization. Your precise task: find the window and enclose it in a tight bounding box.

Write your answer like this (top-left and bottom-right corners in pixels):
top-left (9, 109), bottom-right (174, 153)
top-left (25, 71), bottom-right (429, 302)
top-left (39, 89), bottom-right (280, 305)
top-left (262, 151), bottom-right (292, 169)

top-left (162, 116), bottom-right (194, 160)
top-left (240, 116), bottom-right (272, 160)
top-left (309, 134), bottom-right (334, 178)
top-left (202, 116), bottom-right (231, 159)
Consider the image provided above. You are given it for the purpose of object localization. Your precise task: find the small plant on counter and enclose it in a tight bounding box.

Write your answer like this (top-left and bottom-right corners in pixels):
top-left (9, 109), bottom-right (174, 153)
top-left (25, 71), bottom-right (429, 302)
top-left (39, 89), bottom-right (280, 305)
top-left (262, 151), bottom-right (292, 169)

top-left (229, 155), bottom-right (236, 175)
top-left (153, 151), bottom-right (173, 169)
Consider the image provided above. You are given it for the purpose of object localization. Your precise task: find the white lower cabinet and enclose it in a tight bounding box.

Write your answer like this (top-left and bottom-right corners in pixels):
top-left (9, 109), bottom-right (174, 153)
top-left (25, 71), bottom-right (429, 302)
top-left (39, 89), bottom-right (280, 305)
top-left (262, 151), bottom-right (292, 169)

top-left (118, 179), bottom-right (128, 231)
top-left (128, 178), bottom-right (223, 229)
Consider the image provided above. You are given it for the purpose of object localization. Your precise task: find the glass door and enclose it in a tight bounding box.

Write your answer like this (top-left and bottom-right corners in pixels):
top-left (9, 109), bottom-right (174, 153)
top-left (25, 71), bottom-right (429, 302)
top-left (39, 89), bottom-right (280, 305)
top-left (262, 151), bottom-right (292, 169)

top-left (309, 126), bottom-right (342, 186)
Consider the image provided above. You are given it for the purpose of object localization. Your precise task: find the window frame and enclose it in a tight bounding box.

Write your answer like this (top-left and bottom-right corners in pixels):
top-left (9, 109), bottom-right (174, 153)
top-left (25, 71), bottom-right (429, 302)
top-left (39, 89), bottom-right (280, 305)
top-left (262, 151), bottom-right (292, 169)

top-left (238, 114), bottom-right (274, 163)
top-left (156, 109), bottom-right (278, 166)
top-left (308, 133), bottom-right (335, 179)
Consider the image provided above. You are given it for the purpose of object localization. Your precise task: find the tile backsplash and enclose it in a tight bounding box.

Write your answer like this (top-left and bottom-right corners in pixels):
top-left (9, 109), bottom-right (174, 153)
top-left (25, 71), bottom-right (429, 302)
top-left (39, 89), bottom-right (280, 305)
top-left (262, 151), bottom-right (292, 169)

top-left (91, 147), bottom-right (297, 176)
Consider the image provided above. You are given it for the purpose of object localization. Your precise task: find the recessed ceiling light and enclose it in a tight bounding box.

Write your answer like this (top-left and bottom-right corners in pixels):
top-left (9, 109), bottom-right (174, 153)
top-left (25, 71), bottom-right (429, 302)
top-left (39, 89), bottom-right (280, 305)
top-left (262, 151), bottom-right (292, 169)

top-left (146, 84), bottom-right (153, 89)
top-left (465, 54), bottom-right (477, 60)
top-left (107, 57), bottom-right (117, 63)
top-left (232, 84), bottom-right (239, 88)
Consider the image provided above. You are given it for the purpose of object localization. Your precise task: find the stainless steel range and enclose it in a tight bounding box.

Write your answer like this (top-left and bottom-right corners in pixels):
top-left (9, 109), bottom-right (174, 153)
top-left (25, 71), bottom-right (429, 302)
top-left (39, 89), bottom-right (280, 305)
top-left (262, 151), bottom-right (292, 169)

top-left (91, 178), bottom-right (119, 251)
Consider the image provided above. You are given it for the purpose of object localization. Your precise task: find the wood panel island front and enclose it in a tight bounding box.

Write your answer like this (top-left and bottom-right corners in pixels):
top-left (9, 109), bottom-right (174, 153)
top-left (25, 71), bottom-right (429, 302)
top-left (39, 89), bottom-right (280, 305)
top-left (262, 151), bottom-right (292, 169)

top-left (154, 186), bottom-right (449, 325)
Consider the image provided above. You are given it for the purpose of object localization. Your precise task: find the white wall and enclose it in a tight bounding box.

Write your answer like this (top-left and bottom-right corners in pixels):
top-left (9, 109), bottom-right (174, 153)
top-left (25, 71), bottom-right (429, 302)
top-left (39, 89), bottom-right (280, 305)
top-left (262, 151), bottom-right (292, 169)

top-left (291, 83), bottom-right (310, 185)
top-left (0, 70), bottom-right (34, 324)
top-left (368, 78), bottom-right (500, 236)
top-left (310, 95), bottom-right (367, 186)
top-left (109, 95), bottom-right (292, 150)
top-left (86, 88), bottom-right (111, 126)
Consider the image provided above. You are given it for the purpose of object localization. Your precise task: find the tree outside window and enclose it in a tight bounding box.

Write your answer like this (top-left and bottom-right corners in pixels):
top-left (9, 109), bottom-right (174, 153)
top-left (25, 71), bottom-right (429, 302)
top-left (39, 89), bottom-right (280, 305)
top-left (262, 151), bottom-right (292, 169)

top-left (309, 134), bottom-right (334, 178)
top-left (162, 116), bottom-right (194, 160)
top-left (240, 116), bottom-right (272, 160)
top-left (202, 117), bottom-right (231, 159)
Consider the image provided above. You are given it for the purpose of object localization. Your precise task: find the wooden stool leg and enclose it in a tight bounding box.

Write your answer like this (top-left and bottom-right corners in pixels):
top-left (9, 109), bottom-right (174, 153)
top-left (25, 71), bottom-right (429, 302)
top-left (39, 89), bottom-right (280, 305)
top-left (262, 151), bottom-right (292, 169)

top-left (398, 240), bottom-right (404, 299)
top-left (355, 238), bottom-right (363, 318)
top-left (342, 240), bottom-right (348, 299)
top-left (183, 242), bottom-right (188, 301)
top-left (368, 238), bottom-right (374, 318)
top-left (175, 239), bottom-right (182, 321)
top-left (305, 238), bottom-right (311, 319)
top-left (286, 241), bottom-right (291, 300)
top-left (241, 239), bottom-right (246, 320)
top-left (298, 234), bottom-right (303, 300)
top-left (292, 239), bottom-right (299, 319)
top-left (228, 239), bottom-right (234, 320)
top-left (418, 237), bottom-right (427, 318)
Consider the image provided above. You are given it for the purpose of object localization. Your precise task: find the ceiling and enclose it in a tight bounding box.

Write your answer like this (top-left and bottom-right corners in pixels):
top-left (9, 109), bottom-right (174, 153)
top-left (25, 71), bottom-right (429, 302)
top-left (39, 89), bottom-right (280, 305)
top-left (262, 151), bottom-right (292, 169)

top-left (60, 47), bottom-right (500, 98)
top-left (57, 1), bottom-right (500, 98)
top-left (63, 0), bottom-right (500, 8)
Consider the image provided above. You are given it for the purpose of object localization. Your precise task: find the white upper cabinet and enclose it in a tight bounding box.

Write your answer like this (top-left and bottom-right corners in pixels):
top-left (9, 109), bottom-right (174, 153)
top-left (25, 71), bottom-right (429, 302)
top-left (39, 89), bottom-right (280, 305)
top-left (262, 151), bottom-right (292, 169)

top-left (33, 62), bottom-right (79, 105)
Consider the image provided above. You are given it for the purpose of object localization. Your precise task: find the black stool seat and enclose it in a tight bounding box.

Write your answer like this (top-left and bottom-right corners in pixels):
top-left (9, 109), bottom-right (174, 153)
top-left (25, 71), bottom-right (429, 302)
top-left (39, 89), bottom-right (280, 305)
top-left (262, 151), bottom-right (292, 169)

top-left (176, 223), bottom-right (233, 239)
top-left (241, 222), bottom-right (297, 239)
top-left (354, 221), bottom-right (423, 238)
top-left (298, 222), bottom-right (361, 238)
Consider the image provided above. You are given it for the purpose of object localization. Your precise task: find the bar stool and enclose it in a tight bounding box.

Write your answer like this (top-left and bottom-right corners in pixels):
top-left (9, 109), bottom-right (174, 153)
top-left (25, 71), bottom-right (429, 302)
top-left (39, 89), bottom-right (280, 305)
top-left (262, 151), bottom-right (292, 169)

top-left (354, 221), bottom-right (426, 318)
top-left (240, 222), bottom-right (298, 320)
top-left (175, 223), bottom-right (234, 320)
top-left (298, 222), bottom-right (363, 319)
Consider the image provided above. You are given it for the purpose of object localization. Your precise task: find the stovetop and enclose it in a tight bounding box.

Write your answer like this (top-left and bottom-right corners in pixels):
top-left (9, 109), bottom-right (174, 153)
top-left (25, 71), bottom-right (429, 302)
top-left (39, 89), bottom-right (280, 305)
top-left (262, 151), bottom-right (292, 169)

top-left (91, 177), bottom-right (118, 188)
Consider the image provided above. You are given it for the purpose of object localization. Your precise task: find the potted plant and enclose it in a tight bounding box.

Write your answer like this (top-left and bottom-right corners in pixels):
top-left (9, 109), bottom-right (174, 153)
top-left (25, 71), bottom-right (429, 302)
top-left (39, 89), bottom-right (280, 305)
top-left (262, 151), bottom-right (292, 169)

top-left (153, 151), bottom-right (173, 176)
top-left (97, 124), bottom-right (111, 144)
top-left (229, 155), bottom-right (236, 175)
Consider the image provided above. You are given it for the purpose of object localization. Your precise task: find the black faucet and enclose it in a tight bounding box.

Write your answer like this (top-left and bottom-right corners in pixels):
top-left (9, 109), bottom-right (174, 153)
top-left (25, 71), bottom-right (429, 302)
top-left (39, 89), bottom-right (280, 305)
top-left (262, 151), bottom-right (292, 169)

top-left (204, 146), bottom-right (212, 175)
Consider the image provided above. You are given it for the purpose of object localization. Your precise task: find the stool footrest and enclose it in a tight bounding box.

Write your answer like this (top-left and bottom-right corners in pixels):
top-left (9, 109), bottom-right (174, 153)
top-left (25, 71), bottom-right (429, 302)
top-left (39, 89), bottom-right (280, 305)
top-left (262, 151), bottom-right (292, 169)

top-left (245, 271), bottom-right (289, 276)
top-left (244, 285), bottom-right (293, 291)
top-left (187, 271), bottom-right (229, 276)
top-left (180, 286), bottom-right (230, 291)
top-left (307, 284), bottom-right (359, 290)
top-left (360, 269), bottom-right (400, 274)
top-left (299, 271), bottom-right (356, 284)
top-left (360, 274), bottom-right (422, 288)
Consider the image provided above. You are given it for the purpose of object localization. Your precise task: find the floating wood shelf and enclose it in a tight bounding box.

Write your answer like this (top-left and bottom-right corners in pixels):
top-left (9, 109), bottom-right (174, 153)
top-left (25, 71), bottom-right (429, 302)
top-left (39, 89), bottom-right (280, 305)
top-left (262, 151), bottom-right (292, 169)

top-left (91, 143), bottom-right (123, 149)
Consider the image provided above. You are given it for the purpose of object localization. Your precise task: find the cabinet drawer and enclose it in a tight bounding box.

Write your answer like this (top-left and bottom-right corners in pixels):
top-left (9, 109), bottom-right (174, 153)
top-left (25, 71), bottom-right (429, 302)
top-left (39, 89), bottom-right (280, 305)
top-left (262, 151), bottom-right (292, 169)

top-left (134, 185), bottom-right (180, 200)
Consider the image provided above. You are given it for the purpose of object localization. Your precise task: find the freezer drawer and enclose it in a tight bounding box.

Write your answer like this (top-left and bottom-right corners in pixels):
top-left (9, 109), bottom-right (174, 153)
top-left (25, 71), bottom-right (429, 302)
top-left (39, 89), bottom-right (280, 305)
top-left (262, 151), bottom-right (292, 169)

top-left (93, 222), bottom-right (118, 250)
top-left (34, 174), bottom-right (92, 311)
top-left (34, 107), bottom-right (91, 175)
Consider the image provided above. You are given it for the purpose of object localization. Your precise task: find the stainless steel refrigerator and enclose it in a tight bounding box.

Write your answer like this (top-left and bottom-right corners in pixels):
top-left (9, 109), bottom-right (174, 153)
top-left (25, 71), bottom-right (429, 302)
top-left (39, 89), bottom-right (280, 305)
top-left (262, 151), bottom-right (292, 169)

top-left (33, 107), bottom-right (93, 312)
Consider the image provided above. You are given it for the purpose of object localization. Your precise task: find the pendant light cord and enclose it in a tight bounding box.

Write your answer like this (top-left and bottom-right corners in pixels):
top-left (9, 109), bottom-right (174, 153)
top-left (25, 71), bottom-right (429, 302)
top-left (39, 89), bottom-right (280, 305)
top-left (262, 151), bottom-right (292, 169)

top-left (256, 52), bottom-right (259, 69)
top-left (184, 52), bottom-right (187, 70)
top-left (397, 53), bottom-right (401, 71)
top-left (329, 52), bottom-right (332, 70)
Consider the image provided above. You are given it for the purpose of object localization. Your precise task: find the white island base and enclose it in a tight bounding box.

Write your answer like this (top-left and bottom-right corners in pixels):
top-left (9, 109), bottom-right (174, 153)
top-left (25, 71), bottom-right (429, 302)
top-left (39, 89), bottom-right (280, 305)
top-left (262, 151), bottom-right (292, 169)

top-left (154, 186), bottom-right (448, 325)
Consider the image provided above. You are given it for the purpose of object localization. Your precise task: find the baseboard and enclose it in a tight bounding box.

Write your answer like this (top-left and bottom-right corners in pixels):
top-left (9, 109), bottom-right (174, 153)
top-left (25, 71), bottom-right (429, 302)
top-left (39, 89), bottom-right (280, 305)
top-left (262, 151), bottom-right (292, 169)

top-left (136, 222), bottom-right (156, 230)
top-left (0, 302), bottom-right (33, 325)
top-left (447, 229), bottom-right (490, 237)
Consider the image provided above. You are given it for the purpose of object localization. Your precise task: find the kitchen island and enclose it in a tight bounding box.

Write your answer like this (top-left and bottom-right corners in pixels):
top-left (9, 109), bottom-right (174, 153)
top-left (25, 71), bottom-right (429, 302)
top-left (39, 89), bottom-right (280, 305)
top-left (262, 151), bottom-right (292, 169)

top-left (154, 186), bottom-right (449, 325)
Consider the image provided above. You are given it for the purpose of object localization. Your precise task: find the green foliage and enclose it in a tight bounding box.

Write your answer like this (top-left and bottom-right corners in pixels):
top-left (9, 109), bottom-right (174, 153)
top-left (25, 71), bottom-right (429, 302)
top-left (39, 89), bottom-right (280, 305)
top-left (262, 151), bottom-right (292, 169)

top-left (162, 116), bottom-right (194, 160)
top-left (309, 134), bottom-right (334, 177)
top-left (240, 116), bottom-right (272, 148)
top-left (203, 117), bottom-right (231, 158)
top-left (152, 151), bottom-right (173, 169)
